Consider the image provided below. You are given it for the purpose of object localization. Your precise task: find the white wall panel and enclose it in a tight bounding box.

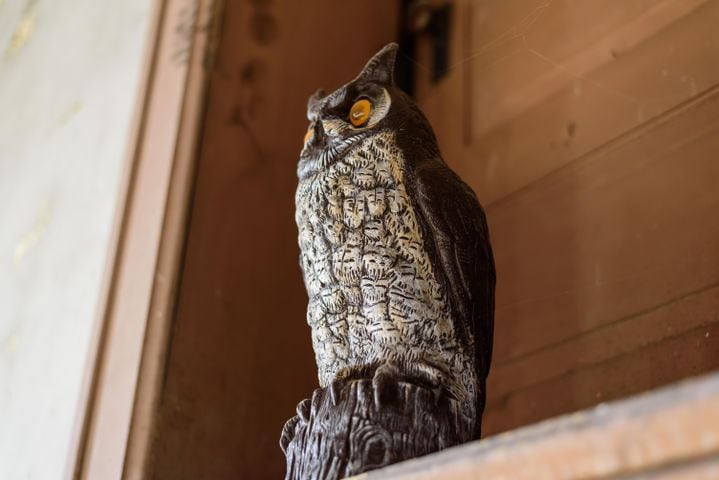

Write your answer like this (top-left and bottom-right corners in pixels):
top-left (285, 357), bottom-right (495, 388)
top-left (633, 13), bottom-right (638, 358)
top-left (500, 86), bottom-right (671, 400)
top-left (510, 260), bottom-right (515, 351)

top-left (0, 0), bottom-right (153, 477)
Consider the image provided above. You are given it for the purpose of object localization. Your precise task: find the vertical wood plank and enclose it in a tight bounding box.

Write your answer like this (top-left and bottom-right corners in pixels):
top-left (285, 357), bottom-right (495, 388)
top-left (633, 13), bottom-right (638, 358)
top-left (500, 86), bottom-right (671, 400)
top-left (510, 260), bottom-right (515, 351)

top-left (148, 2), bottom-right (399, 479)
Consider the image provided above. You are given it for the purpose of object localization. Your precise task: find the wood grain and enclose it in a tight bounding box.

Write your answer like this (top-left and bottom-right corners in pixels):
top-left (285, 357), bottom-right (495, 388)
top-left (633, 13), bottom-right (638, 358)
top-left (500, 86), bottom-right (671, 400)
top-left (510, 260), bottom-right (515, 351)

top-left (419, 0), bottom-right (719, 204)
top-left (469, 0), bottom-right (709, 137)
top-left (482, 85), bottom-right (719, 433)
top-left (489, 282), bottom-right (719, 404)
top-left (485, 319), bottom-right (719, 434)
top-left (416, 0), bottom-right (719, 439)
top-left (467, 0), bottom-right (719, 204)
top-left (489, 85), bottom-right (719, 364)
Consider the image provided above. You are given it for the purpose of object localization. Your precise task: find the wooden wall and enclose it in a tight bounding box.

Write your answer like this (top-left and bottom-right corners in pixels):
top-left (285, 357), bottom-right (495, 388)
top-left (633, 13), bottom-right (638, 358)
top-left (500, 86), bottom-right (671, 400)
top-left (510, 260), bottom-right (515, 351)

top-left (147, 1), bottom-right (398, 479)
top-left (415, 0), bottom-right (719, 435)
top-left (150, 0), bottom-right (719, 476)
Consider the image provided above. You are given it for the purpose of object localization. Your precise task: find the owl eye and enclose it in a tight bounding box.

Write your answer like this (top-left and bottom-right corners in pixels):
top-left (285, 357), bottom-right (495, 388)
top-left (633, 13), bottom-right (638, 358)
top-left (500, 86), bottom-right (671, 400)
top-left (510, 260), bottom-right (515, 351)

top-left (304, 126), bottom-right (314, 145)
top-left (349, 99), bottom-right (371, 127)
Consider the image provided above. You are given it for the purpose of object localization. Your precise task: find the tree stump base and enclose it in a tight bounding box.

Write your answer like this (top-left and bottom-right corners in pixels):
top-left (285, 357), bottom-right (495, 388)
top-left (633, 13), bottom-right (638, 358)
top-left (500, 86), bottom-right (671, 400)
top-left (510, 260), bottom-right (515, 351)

top-left (281, 376), bottom-right (474, 480)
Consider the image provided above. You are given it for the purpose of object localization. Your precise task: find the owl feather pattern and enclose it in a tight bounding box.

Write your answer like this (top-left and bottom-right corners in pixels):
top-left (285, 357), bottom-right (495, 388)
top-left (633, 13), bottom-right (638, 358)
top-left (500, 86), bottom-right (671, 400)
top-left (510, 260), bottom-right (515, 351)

top-left (295, 43), bottom-right (495, 436)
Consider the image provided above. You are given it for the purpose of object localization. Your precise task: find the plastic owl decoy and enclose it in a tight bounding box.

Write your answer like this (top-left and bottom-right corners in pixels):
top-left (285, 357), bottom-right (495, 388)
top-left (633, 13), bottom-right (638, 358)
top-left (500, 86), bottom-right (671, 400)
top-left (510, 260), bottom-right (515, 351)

top-left (285, 43), bottom-right (495, 477)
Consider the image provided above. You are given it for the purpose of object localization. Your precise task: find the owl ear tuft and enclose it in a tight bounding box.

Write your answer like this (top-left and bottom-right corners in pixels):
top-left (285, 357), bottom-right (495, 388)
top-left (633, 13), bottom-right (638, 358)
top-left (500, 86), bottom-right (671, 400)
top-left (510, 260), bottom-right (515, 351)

top-left (355, 43), bottom-right (398, 86)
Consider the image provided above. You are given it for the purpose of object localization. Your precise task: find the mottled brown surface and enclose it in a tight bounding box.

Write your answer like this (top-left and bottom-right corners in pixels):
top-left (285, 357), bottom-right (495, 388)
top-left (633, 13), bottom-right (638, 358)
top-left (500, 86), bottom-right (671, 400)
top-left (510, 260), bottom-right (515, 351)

top-left (148, 2), bottom-right (398, 479)
top-left (415, 0), bottom-right (719, 435)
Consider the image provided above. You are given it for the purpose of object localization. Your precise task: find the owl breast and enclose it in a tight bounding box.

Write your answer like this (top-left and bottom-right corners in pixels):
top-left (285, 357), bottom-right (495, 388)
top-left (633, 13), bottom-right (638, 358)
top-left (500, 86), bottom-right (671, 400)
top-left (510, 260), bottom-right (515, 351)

top-left (296, 131), bottom-right (476, 402)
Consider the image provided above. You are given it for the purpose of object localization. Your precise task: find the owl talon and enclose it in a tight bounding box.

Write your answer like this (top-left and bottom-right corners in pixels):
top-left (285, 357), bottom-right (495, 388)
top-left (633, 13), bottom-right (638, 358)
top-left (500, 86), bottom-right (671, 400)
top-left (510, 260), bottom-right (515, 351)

top-left (296, 398), bottom-right (311, 423)
top-left (329, 380), bottom-right (342, 405)
top-left (372, 363), bottom-right (401, 407)
top-left (280, 416), bottom-right (300, 454)
top-left (372, 373), bottom-right (396, 408)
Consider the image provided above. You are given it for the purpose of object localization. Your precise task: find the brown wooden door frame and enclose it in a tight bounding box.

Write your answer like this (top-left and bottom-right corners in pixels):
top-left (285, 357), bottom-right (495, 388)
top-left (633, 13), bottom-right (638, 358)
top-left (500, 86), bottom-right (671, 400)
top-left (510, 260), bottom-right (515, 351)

top-left (65, 1), bottom-right (223, 478)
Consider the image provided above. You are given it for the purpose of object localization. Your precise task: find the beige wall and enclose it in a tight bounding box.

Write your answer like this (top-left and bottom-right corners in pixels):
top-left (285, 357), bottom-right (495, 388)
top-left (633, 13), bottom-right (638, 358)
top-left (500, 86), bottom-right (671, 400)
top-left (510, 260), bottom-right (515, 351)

top-left (0, 0), bottom-right (152, 477)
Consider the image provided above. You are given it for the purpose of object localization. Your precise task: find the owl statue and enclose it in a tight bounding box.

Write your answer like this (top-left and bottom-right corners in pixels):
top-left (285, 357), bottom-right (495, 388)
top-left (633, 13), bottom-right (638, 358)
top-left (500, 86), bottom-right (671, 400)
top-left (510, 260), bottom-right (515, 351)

top-left (290, 42), bottom-right (495, 470)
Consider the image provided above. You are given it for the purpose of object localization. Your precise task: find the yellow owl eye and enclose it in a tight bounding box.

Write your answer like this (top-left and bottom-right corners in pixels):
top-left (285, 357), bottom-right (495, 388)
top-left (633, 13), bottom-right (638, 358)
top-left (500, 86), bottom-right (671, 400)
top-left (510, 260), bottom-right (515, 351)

top-left (304, 126), bottom-right (313, 145)
top-left (349, 99), bottom-right (371, 127)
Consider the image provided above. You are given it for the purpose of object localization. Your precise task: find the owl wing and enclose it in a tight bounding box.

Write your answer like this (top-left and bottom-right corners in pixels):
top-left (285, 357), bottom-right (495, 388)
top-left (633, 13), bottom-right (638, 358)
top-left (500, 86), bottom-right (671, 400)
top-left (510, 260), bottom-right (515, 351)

top-left (412, 160), bottom-right (496, 382)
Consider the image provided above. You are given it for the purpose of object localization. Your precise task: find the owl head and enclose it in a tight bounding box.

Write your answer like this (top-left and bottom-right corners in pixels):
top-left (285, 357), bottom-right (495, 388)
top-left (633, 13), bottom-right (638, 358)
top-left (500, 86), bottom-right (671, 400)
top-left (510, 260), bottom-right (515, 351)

top-left (298, 43), bottom-right (439, 179)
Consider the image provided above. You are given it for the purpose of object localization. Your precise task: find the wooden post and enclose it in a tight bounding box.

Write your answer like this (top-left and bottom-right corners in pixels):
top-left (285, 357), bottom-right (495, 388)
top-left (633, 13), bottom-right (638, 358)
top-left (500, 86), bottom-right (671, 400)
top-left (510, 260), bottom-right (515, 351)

top-left (282, 377), bottom-right (474, 480)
